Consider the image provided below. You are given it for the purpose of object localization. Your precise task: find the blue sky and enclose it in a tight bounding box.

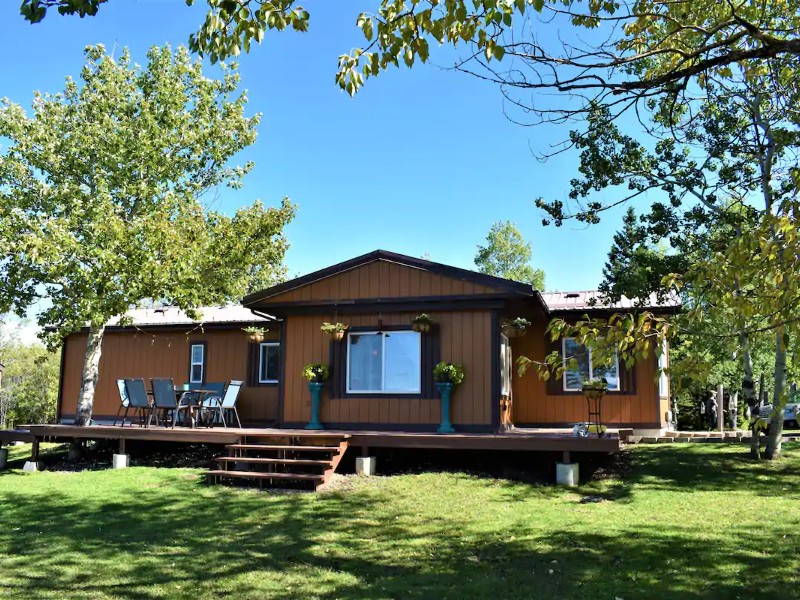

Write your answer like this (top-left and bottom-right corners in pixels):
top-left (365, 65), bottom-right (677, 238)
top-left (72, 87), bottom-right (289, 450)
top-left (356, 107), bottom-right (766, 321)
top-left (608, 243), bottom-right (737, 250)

top-left (0, 1), bottom-right (633, 293)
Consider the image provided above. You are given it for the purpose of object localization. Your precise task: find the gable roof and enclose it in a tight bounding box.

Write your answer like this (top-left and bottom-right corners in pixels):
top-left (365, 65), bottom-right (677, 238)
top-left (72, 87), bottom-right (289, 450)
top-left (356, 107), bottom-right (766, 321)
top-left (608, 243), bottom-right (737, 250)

top-left (541, 290), bottom-right (681, 313)
top-left (242, 249), bottom-right (536, 306)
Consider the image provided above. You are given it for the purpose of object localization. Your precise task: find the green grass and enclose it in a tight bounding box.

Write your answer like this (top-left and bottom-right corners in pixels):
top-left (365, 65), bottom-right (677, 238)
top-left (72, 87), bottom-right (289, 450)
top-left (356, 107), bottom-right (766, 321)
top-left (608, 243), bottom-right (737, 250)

top-left (1, 444), bottom-right (799, 599)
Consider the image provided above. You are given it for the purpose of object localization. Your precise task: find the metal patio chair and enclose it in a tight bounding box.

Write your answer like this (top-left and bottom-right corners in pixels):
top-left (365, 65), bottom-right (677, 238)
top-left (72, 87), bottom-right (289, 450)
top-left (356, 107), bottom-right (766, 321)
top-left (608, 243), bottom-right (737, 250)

top-left (123, 378), bottom-right (153, 428)
top-left (200, 380), bottom-right (244, 428)
top-left (150, 378), bottom-right (192, 427)
top-left (113, 379), bottom-right (131, 426)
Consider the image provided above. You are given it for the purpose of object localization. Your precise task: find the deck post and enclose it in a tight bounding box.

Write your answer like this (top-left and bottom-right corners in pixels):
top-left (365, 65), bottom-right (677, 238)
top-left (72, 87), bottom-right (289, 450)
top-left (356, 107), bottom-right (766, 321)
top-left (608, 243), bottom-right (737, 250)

top-left (555, 461), bottom-right (579, 486)
top-left (356, 456), bottom-right (376, 476)
top-left (113, 437), bottom-right (130, 469)
top-left (0, 446), bottom-right (7, 469)
top-left (23, 437), bottom-right (42, 473)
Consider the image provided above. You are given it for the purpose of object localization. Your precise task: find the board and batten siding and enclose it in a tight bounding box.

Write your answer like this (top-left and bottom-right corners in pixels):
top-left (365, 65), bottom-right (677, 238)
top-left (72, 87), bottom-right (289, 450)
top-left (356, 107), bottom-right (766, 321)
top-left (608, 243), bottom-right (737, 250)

top-left (510, 316), bottom-right (667, 428)
top-left (261, 260), bottom-right (500, 304)
top-left (282, 311), bottom-right (493, 428)
top-left (59, 328), bottom-right (280, 423)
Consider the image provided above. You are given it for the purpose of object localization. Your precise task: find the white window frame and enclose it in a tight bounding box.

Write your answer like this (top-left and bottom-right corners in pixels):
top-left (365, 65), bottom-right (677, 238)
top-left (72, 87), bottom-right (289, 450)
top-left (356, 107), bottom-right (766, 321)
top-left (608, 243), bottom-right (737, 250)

top-left (500, 334), bottom-right (512, 397)
top-left (345, 330), bottom-right (422, 394)
top-left (658, 340), bottom-right (669, 397)
top-left (189, 343), bottom-right (205, 384)
top-left (258, 342), bottom-right (280, 384)
top-left (562, 337), bottom-right (621, 392)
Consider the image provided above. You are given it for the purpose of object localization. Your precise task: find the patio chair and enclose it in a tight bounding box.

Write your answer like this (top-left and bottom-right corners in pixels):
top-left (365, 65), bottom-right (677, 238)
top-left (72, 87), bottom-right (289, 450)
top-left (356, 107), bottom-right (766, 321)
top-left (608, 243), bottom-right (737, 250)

top-left (123, 378), bottom-right (153, 428)
top-left (185, 381), bottom-right (224, 426)
top-left (150, 378), bottom-right (191, 428)
top-left (201, 380), bottom-right (244, 428)
top-left (113, 379), bottom-right (130, 426)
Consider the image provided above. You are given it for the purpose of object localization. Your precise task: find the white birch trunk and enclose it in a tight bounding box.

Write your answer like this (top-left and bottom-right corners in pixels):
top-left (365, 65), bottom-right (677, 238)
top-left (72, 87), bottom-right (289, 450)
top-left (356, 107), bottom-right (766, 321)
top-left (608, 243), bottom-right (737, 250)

top-left (74, 325), bottom-right (105, 427)
top-left (765, 328), bottom-right (787, 460)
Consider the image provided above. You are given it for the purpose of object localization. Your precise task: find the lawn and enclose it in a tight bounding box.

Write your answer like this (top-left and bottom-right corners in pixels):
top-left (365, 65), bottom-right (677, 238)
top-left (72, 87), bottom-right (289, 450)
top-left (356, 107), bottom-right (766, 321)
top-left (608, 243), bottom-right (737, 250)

top-left (1, 443), bottom-right (799, 599)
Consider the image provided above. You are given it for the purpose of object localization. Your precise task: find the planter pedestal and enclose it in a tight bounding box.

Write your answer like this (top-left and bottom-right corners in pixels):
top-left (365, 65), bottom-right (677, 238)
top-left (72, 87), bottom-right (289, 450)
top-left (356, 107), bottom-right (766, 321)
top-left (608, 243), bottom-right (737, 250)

top-left (306, 382), bottom-right (324, 430)
top-left (436, 382), bottom-right (455, 433)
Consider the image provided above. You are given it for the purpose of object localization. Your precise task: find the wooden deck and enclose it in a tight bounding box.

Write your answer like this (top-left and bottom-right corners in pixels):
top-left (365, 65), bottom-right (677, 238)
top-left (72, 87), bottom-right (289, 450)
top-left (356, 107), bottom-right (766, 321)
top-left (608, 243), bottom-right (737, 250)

top-left (24, 424), bottom-right (624, 454)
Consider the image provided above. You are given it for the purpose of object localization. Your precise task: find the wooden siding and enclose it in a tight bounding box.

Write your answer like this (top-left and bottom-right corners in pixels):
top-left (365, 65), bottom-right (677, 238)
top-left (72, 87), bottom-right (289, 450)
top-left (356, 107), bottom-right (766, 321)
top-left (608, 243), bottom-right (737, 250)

top-left (59, 328), bottom-right (280, 423)
top-left (510, 316), bottom-right (667, 427)
top-left (282, 311), bottom-right (493, 427)
top-left (259, 260), bottom-right (500, 305)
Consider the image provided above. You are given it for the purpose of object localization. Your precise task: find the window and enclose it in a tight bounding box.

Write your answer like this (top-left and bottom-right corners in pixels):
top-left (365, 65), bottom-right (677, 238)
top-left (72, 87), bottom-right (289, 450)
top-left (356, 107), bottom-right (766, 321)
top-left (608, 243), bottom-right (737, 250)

top-left (562, 337), bottom-right (620, 392)
top-left (259, 342), bottom-right (280, 384)
top-left (189, 343), bottom-right (205, 384)
top-left (500, 334), bottom-right (512, 396)
top-left (658, 340), bottom-right (669, 397)
top-left (346, 330), bottom-right (421, 394)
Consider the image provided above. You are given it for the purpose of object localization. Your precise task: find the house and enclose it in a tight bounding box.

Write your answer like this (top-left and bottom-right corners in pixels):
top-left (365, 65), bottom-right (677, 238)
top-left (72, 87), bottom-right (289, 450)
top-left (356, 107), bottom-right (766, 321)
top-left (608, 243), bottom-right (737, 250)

top-left (57, 250), bottom-right (677, 433)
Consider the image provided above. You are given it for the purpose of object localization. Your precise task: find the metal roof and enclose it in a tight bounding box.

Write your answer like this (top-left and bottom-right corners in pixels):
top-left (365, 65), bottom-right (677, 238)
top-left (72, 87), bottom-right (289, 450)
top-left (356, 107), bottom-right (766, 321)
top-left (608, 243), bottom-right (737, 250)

top-left (105, 305), bottom-right (271, 328)
top-left (541, 290), bottom-right (681, 312)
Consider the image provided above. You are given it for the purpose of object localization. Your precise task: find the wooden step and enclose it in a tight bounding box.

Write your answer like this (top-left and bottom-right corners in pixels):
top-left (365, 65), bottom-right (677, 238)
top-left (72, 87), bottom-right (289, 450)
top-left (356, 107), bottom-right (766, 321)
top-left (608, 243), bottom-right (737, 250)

top-left (226, 444), bottom-right (340, 452)
top-left (207, 469), bottom-right (323, 482)
top-left (215, 456), bottom-right (332, 467)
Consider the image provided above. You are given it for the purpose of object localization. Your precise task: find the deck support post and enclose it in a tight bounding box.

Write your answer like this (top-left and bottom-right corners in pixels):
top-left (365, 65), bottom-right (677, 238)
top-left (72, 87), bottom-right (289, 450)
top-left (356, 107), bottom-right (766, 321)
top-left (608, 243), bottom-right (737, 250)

top-left (112, 454), bottom-right (130, 469)
top-left (356, 456), bottom-right (376, 476)
top-left (23, 438), bottom-right (42, 472)
top-left (0, 447), bottom-right (7, 469)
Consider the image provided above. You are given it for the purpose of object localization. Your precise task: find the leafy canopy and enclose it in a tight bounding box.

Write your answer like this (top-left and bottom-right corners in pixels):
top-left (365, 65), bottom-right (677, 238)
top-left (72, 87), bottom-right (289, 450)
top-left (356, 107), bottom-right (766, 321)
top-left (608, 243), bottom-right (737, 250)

top-left (474, 220), bottom-right (545, 289)
top-left (0, 44), bottom-right (295, 347)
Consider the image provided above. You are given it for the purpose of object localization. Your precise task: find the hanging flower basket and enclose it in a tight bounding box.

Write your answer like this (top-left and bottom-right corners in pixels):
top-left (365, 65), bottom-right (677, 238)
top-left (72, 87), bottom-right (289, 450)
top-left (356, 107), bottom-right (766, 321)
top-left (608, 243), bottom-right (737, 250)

top-left (501, 317), bottom-right (530, 338)
top-left (321, 322), bottom-right (347, 341)
top-left (411, 313), bottom-right (433, 333)
top-left (243, 326), bottom-right (266, 343)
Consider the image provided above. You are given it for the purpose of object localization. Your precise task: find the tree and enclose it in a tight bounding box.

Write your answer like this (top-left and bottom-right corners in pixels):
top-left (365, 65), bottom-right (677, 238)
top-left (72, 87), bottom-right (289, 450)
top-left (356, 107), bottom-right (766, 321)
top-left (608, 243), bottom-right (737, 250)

top-left (0, 45), bottom-right (295, 426)
top-left (0, 340), bottom-right (60, 428)
top-left (474, 221), bottom-right (545, 289)
top-left (20, 1), bottom-right (800, 120)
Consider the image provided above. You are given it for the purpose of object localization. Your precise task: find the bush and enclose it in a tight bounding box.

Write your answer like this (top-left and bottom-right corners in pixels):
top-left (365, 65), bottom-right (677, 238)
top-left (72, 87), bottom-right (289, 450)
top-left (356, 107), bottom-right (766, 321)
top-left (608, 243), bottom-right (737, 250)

top-left (302, 363), bottom-right (330, 383)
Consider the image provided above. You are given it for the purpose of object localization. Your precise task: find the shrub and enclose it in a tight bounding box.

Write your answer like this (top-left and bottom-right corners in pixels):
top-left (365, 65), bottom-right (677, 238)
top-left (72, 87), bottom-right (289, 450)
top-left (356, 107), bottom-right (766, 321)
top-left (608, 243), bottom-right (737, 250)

top-left (302, 363), bottom-right (330, 383)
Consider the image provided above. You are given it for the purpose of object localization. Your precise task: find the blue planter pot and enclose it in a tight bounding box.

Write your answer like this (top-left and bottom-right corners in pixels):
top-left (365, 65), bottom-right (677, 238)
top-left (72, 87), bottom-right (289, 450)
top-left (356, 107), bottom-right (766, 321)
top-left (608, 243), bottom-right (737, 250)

top-left (306, 381), bottom-right (325, 430)
top-left (436, 382), bottom-right (455, 433)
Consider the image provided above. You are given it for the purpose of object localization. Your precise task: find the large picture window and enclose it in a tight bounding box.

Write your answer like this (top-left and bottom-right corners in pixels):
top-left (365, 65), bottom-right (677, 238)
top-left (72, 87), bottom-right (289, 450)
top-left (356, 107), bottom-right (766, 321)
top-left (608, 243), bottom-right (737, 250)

top-left (189, 343), bottom-right (205, 384)
top-left (259, 342), bottom-right (280, 384)
top-left (562, 337), bottom-right (620, 392)
top-left (346, 331), bottom-right (421, 394)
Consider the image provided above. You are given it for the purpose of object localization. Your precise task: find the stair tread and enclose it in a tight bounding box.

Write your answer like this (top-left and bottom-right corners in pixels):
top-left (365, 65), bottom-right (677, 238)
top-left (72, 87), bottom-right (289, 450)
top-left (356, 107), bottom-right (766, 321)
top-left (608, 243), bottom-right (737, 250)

top-left (216, 456), bottom-right (332, 466)
top-left (207, 469), bottom-right (323, 481)
top-left (226, 444), bottom-right (341, 451)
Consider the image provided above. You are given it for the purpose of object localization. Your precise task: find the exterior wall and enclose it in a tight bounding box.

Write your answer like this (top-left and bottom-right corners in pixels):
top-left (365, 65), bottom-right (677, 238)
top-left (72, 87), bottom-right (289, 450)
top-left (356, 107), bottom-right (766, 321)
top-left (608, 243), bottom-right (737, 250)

top-left (261, 260), bottom-right (499, 304)
top-left (59, 327), bottom-right (280, 423)
top-left (511, 316), bottom-right (667, 428)
top-left (282, 310), bottom-right (493, 429)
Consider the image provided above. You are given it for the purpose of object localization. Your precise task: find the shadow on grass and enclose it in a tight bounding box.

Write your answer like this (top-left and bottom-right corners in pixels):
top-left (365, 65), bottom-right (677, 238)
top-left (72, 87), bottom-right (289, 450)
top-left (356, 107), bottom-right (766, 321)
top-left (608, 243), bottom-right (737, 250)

top-left (0, 469), bottom-right (797, 599)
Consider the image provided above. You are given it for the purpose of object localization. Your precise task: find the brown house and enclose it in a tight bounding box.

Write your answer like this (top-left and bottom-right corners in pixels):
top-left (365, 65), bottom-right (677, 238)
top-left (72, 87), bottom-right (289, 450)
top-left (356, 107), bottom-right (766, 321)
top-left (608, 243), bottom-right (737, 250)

top-left (57, 250), bottom-right (675, 432)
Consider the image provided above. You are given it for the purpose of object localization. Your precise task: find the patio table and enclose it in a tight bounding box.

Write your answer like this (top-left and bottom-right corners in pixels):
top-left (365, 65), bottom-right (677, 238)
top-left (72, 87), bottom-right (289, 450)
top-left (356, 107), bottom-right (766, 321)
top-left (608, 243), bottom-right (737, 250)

top-left (175, 387), bottom-right (218, 428)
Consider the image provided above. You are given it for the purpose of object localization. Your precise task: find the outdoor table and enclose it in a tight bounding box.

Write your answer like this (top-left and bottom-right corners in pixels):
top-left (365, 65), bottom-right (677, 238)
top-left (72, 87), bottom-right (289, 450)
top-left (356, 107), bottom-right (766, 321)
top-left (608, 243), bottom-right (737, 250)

top-left (175, 387), bottom-right (218, 428)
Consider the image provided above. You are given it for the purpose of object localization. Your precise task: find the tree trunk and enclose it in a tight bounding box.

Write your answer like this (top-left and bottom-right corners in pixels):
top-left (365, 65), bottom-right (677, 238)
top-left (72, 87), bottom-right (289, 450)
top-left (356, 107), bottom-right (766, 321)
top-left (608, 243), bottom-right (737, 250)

top-left (74, 325), bottom-right (105, 427)
top-left (739, 331), bottom-right (761, 458)
top-left (765, 328), bottom-right (787, 460)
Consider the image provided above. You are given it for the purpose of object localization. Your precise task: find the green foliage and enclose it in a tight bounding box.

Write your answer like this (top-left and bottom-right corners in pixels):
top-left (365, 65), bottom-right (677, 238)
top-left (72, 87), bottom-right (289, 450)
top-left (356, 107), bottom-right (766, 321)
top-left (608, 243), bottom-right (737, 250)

top-left (502, 317), bottom-right (530, 331)
top-left (0, 340), bottom-right (60, 428)
top-left (302, 363), bottom-right (330, 383)
top-left (320, 322), bottom-right (347, 335)
top-left (433, 361), bottom-right (465, 385)
top-left (0, 44), bottom-right (294, 349)
top-left (411, 313), bottom-right (433, 332)
top-left (474, 221), bottom-right (545, 289)
top-left (242, 326), bottom-right (267, 337)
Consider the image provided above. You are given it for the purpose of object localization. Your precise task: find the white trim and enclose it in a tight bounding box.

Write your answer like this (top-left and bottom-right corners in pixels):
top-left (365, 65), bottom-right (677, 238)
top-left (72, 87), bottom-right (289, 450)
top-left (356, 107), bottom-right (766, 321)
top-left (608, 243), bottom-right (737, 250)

top-left (562, 337), bottom-right (621, 392)
top-left (189, 343), bottom-right (204, 384)
top-left (258, 342), bottom-right (280, 384)
top-left (345, 330), bottom-right (422, 394)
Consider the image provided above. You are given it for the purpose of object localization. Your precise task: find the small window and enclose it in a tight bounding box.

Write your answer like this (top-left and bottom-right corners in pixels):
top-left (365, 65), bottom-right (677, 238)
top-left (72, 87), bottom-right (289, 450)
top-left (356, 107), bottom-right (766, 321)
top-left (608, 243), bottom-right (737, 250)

top-left (346, 331), bottom-right (421, 394)
top-left (259, 342), bottom-right (280, 384)
top-left (500, 334), bottom-right (512, 396)
top-left (562, 337), bottom-right (620, 392)
top-left (658, 340), bottom-right (669, 397)
top-left (189, 343), bottom-right (205, 384)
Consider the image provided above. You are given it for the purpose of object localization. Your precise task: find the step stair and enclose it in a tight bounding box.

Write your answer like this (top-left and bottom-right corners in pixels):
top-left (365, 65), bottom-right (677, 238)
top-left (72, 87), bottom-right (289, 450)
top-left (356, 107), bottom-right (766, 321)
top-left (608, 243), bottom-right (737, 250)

top-left (207, 433), bottom-right (350, 491)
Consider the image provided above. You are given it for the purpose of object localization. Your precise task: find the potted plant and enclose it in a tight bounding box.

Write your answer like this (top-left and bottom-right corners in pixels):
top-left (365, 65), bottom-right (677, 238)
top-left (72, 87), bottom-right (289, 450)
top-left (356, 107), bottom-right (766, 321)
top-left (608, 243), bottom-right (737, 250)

top-left (411, 313), bottom-right (434, 333)
top-left (433, 361), bottom-right (465, 434)
top-left (302, 363), bottom-right (330, 430)
top-left (501, 317), bottom-right (530, 338)
top-left (243, 326), bottom-right (267, 343)
top-left (321, 322), bottom-right (347, 341)
top-left (581, 377), bottom-right (608, 438)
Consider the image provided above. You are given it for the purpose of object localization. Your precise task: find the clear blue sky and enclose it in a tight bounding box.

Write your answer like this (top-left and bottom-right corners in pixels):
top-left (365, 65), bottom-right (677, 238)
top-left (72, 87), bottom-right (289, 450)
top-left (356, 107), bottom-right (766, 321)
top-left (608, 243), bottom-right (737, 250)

top-left (0, 1), bottom-right (633, 292)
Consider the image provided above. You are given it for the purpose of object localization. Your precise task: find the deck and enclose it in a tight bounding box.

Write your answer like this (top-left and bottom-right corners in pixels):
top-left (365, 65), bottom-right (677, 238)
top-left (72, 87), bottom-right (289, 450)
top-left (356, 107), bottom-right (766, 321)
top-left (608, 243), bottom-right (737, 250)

top-left (23, 424), bottom-right (625, 454)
